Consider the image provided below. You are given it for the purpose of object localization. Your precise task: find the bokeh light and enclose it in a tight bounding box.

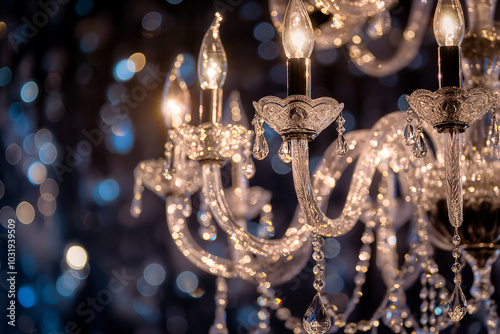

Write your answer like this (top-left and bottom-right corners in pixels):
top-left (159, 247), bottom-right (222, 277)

top-left (113, 59), bottom-right (135, 82)
top-left (253, 22), bottom-right (275, 42)
top-left (75, 0), bottom-right (94, 16)
top-left (6, 143), bottom-right (22, 165)
top-left (39, 143), bottom-right (57, 164)
top-left (66, 245), bottom-right (88, 270)
top-left (94, 179), bottom-right (120, 204)
top-left (128, 53), bottom-right (146, 72)
top-left (137, 277), bottom-right (158, 297)
top-left (16, 201), bottom-right (35, 224)
top-left (258, 41), bottom-right (280, 60)
top-left (240, 2), bottom-right (262, 21)
top-left (176, 271), bottom-right (198, 293)
top-left (18, 286), bottom-right (36, 308)
top-left (142, 12), bottom-right (162, 31)
top-left (0, 66), bottom-right (12, 86)
top-left (38, 193), bottom-right (57, 216)
top-left (21, 81), bottom-right (39, 103)
top-left (27, 161), bottom-right (47, 184)
top-left (167, 0), bottom-right (183, 4)
top-left (9, 101), bottom-right (24, 121)
top-left (143, 263), bottom-right (166, 286)
top-left (80, 33), bottom-right (99, 53)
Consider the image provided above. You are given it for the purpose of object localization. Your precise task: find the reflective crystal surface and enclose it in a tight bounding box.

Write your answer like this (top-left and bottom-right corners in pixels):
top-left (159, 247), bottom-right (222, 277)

top-left (303, 293), bottom-right (331, 334)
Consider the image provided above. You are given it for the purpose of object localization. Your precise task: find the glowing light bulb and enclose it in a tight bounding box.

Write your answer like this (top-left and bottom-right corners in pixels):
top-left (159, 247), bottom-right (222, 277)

top-left (162, 54), bottom-right (191, 129)
top-left (282, 0), bottom-right (314, 59)
top-left (433, 0), bottom-right (465, 46)
top-left (197, 13), bottom-right (227, 90)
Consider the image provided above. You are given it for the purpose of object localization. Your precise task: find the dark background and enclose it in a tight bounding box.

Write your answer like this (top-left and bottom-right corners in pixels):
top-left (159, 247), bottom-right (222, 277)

top-left (0, 0), bottom-right (499, 333)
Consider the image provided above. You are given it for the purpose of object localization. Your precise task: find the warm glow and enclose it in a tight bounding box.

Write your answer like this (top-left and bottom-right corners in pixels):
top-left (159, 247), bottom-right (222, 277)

top-left (197, 13), bottom-right (227, 89)
top-left (282, 0), bottom-right (314, 58)
top-left (433, 0), bottom-right (465, 46)
top-left (161, 54), bottom-right (191, 129)
top-left (66, 245), bottom-right (88, 270)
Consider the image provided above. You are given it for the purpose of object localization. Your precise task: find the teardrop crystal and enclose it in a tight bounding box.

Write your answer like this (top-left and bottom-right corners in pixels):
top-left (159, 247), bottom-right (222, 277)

top-left (242, 156), bottom-right (256, 178)
top-left (448, 284), bottom-right (467, 322)
top-left (403, 124), bottom-right (415, 146)
top-left (253, 132), bottom-right (269, 160)
top-left (337, 134), bottom-right (348, 156)
top-left (412, 133), bottom-right (427, 158)
top-left (303, 293), bottom-right (331, 334)
top-left (278, 141), bottom-right (292, 163)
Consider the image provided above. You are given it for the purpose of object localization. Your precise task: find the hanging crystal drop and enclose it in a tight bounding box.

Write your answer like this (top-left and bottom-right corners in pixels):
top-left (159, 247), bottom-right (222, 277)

top-left (130, 179), bottom-right (144, 217)
top-left (403, 123), bottom-right (415, 146)
top-left (448, 284), bottom-right (467, 322)
top-left (412, 132), bottom-right (427, 158)
top-left (337, 134), bottom-right (348, 156)
top-left (242, 156), bottom-right (256, 179)
top-left (278, 141), bottom-right (292, 163)
top-left (252, 118), bottom-right (269, 160)
top-left (303, 293), bottom-right (331, 334)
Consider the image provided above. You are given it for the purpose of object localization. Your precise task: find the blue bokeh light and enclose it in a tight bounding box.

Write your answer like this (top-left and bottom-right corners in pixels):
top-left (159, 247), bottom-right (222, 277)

top-left (96, 179), bottom-right (120, 203)
top-left (258, 41), bottom-right (280, 60)
top-left (398, 94), bottom-right (409, 111)
top-left (22, 255), bottom-right (37, 277)
top-left (39, 143), bottom-right (58, 164)
top-left (75, 0), bottom-right (93, 16)
top-left (176, 271), bottom-right (198, 293)
top-left (18, 286), bottom-right (36, 308)
top-left (166, 0), bottom-right (183, 4)
top-left (142, 12), bottom-right (162, 31)
top-left (9, 102), bottom-right (24, 121)
top-left (240, 2), bottom-right (262, 21)
top-left (21, 81), bottom-right (39, 103)
top-left (253, 22), bottom-right (275, 42)
top-left (80, 33), bottom-right (99, 53)
top-left (113, 59), bottom-right (135, 82)
top-left (0, 66), bottom-right (12, 86)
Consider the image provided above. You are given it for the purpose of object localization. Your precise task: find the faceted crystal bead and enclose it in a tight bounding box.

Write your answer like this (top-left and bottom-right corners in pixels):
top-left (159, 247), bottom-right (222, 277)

top-left (451, 262), bottom-right (461, 273)
top-left (358, 320), bottom-right (372, 331)
top-left (337, 134), bottom-right (348, 156)
top-left (448, 284), bottom-right (467, 322)
top-left (452, 248), bottom-right (461, 259)
top-left (278, 141), bottom-right (292, 163)
top-left (452, 235), bottom-right (461, 245)
top-left (303, 293), bottom-right (331, 334)
top-left (313, 279), bottom-right (324, 291)
top-left (276, 307), bottom-right (291, 321)
top-left (344, 322), bottom-right (358, 334)
top-left (312, 236), bottom-right (324, 248)
top-left (242, 157), bottom-right (256, 179)
top-left (253, 132), bottom-right (269, 160)
top-left (412, 133), bottom-right (427, 158)
top-left (403, 123), bottom-right (415, 146)
top-left (313, 264), bottom-right (324, 276)
top-left (312, 250), bottom-right (324, 262)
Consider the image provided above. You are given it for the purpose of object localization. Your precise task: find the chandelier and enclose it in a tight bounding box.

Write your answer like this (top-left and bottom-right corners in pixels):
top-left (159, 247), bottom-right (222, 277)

top-left (132, 0), bottom-right (500, 333)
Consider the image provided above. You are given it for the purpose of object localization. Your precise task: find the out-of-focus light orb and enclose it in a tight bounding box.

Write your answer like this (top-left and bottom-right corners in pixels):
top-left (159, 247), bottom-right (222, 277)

top-left (167, 315), bottom-right (188, 334)
top-left (253, 22), bottom-right (275, 42)
top-left (178, 53), bottom-right (196, 86)
top-left (42, 284), bottom-right (59, 305)
top-left (137, 277), bottom-right (158, 297)
top-left (323, 238), bottom-right (341, 258)
top-left (0, 206), bottom-right (15, 228)
top-left (16, 201), bottom-right (35, 224)
top-left (258, 41), bottom-right (280, 60)
top-left (107, 83), bottom-right (126, 104)
top-left (144, 263), bottom-right (166, 286)
top-left (56, 275), bottom-right (75, 297)
top-left (40, 178), bottom-right (59, 197)
top-left (80, 32), bottom-right (99, 53)
top-left (398, 94), bottom-right (409, 111)
top-left (44, 73), bottom-right (62, 93)
top-left (0, 180), bottom-right (4, 200)
top-left (167, 0), bottom-right (183, 4)
top-left (324, 274), bottom-right (344, 295)
top-left (43, 309), bottom-right (61, 331)
top-left (315, 49), bottom-right (338, 65)
top-left (142, 12), bottom-right (162, 31)
top-left (35, 129), bottom-right (53, 148)
top-left (39, 143), bottom-right (57, 164)
top-left (108, 117), bottom-right (135, 154)
top-left (46, 98), bottom-right (65, 122)
top-left (9, 101), bottom-right (24, 121)
top-left (0, 66), bottom-right (12, 86)
top-left (0, 21), bottom-right (7, 38)
top-left (23, 133), bottom-right (37, 154)
top-left (27, 161), bottom-right (47, 184)
top-left (271, 155), bottom-right (291, 175)
top-left (6, 143), bottom-right (22, 165)
top-left (21, 81), bottom-right (39, 103)
top-left (97, 179), bottom-right (120, 202)
top-left (240, 2), bottom-right (262, 21)
top-left (18, 286), bottom-right (36, 308)
top-left (66, 245), bottom-right (88, 270)
top-left (75, 0), bottom-right (93, 16)
top-left (128, 53), bottom-right (146, 72)
top-left (38, 193), bottom-right (57, 216)
top-left (113, 59), bottom-right (135, 82)
top-left (270, 64), bottom-right (286, 84)
top-left (21, 256), bottom-right (37, 277)
top-left (176, 271), bottom-right (198, 293)
top-left (133, 298), bottom-right (154, 315)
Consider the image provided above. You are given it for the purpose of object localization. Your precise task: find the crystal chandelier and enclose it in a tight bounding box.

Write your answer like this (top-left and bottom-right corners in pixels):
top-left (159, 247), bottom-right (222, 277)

top-left (132, 0), bottom-right (500, 333)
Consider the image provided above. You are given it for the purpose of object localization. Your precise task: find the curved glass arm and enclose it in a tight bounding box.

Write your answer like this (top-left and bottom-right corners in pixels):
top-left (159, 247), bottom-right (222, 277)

top-left (348, 0), bottom-right (434, 77)
top-left (166, 196), bottom-right (238, 278)
top-left (202, 163), bottom-right (310, 257)
top-left (332, 0), bottom-right (396, 16)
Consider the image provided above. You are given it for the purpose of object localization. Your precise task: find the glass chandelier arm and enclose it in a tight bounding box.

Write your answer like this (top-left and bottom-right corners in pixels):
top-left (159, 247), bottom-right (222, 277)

top-left (202, 163), bottom-right (310, 257)
top-left (444, 132), bottom-right (463, 228)
top-left (333, 0), bottom-right (397, 16)
top-left (347, 0), bottom-right (434, 77)
top-left (166, 196), bottom-right (238, 278)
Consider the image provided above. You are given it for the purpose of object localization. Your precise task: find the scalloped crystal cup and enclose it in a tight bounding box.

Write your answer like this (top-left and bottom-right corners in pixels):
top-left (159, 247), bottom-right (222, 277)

top-left (134, 158), bottom-right (201, 196)
top-left (253, 95), bottom-right (344, 140)
top-left (406, 87), bottom-right (496, 133)
top-left (169, 123), bottom-right (253, 162)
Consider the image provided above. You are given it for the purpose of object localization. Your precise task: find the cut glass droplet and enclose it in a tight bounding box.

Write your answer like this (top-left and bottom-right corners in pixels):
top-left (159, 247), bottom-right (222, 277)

top-left (303, 293), bottom-right (331, 334)
top-left (242, 157), bottom-right (256, 179)
top-left (253, 132), bottom-right (269, 160)
top-left (412, 133), bottom-right (427, 158)
top-left (403, 123), bottom-right (415, 146)
top-left (448, 284), bottom-right (467, 322)
top-left (337, 134), bottom-right (348, 156)
top-left (278, 141), bottom-right (292, 163)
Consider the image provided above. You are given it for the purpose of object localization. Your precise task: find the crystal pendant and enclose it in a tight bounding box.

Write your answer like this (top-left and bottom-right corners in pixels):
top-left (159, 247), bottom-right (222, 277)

top-left (278, 141), bottom-right (292, 163)
top-left (412, 133), bottom-right (427, 158)
top-left (303, 293), bottom-right (331, 334)
top-left (403, 124), bottom-right (415, 146)
top-left (337, 134), bottom-right (348, 156)
top-left (492, 117), bottom-right (499, 145)
top-left (242, 157), bottom-right (256, 179)
top-left (252, 118), bottom-right (269, 160)
top-left (448, 284), bottom-right (467, 322)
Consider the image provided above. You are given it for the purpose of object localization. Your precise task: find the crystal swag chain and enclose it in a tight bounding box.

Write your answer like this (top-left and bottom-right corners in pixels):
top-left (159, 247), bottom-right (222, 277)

top-left (336, 111), bottom-right (347, 156)
top-left (303, 233), bottom-right (331, 334)
top-left (210, 277), bottom-right (228, 334)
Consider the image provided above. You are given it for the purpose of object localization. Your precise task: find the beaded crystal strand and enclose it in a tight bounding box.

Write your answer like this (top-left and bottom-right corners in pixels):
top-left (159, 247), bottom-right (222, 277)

top-left (303, 233), bottom-right (331, 334)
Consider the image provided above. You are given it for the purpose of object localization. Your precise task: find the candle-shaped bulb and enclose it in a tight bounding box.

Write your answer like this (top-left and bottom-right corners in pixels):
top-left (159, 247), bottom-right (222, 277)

top-left (433, 0), bottom-right (465, 46)
top-left (197, 13), bottom-right (227, 90)
top-left (282, 0), bottom-right (314, 59)
top-left (162, 54), bottom-right (191, 129)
